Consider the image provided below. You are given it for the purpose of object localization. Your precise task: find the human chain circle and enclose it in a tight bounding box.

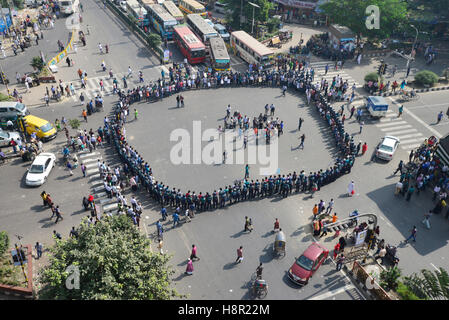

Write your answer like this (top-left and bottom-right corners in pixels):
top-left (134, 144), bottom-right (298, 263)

top-left (106, 59), bottom-right (357, 212)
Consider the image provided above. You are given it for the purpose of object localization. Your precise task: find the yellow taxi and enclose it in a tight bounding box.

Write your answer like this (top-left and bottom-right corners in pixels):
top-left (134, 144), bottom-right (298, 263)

top-left (24, 115), bottom-right (57, 141)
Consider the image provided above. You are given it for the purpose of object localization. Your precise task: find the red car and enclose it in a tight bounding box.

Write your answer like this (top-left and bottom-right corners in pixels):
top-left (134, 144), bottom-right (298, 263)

top-left (288, 243), bottom-right (329, 285)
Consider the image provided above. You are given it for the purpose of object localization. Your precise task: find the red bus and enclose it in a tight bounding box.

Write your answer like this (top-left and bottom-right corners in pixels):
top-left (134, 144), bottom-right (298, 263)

top-left (173, 25), bottom-right (206, 64)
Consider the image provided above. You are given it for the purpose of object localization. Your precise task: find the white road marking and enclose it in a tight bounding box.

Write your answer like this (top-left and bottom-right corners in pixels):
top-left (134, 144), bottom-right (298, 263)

top-left (309, 284), bottom-right (356, 300)
top-left (401, 143), bottom-right (421, 150)
top-left (388, 97), bottom-right (442, 138)
top-left (394, 133), bottom-right (423, 140)
top-left (380, 125), bottom-right (412, 132)
top-left (376, 121), bottom-right (408, 128)
top-left (385, 128), bottom-right (418, 136)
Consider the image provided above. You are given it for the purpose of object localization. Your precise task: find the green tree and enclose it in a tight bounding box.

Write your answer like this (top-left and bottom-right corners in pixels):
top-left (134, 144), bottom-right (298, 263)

top-left (403, 268), bottom-right (449, 300)
top-left (222, 0), bottom-right (274, 32)
top-left (380, 266), bottom-right (401, 291)
top-left (319, 0), bottom-right (408, 40)
top-left (38, 215), bottom-right (179, 300)
top-left (414, 70), bottom-right (439, 86)
top-left (147, 33), bottom-right (162, 50)
top-left (30, 56), bottom-right (44, 71)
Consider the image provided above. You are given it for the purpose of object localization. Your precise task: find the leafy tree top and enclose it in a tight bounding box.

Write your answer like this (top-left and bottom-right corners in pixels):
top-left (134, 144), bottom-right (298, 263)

top-left (38, 215), bottom-right (179, 300)
top-left (319, 0), bottom-right (408, 40)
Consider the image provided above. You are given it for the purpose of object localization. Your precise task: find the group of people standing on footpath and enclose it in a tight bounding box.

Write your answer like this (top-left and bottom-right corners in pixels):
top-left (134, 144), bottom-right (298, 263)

top-left (394, 136), bottom-right (449, 231)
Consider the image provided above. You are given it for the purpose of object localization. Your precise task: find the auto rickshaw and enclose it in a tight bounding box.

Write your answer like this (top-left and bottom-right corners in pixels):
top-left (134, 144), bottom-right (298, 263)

top-left (273, 230), bottom-right (286, 257)
top-left (278, 28), bottom-right (292, 43)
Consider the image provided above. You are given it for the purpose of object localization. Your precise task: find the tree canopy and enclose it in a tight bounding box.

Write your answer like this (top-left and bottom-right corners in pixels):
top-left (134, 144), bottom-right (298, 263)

top-left (222, 0), bottom-right (274, 32)
top-left (320, 0), bottom-right (408, 40)
top-left (38, 215), bottom-right (178, 300)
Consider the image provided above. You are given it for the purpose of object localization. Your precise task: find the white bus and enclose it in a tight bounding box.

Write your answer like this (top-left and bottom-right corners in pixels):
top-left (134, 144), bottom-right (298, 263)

top-left (230, 30), bottom-right (274, 70)
top-left (186, 13), bottom-right (218, 44)
top-left (127, 0), bottom-right (148, 26)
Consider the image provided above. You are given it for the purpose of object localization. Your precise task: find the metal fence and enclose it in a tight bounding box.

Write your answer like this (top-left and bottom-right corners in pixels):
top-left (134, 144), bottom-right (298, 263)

top-left (352, 261), bottom-right (393, 300)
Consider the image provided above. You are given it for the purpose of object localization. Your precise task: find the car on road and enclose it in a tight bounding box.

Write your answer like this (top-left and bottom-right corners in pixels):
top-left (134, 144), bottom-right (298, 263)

top-left (204, 18), bottom-right (214, 28)
top-left (214, 1), bottom-right (229, 14)
top-left (288, 243), bottom-right (329, 285)
top-left (214, 23), bottom-right (230, 41)
top-left (0, 129), bottom-right (21, 147)
top-left (376, 136), bottom-right (400, 161)
top-left (119, 1), bottom-right (127, 12)
top-left (25, 153), bottom-right (56, 186)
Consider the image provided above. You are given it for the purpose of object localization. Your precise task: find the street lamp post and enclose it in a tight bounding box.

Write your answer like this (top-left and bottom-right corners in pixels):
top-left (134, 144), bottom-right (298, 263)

top-left (248, 1), bottom-right (260, 35)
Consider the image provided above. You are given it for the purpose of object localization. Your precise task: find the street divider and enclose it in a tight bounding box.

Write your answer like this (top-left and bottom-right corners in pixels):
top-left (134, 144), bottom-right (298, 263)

top-left (47, 29), bottom-right (75, 67)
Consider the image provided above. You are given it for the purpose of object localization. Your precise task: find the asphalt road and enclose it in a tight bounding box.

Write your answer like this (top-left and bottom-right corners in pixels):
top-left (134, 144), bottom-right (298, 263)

top-left (1, 0), bottom-right (449, 300)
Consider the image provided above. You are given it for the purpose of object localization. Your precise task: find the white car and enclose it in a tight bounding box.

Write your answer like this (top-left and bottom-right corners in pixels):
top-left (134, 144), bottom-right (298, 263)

top-left (376, 136), bottom-right (400, 161)
top-left (0, 129), bottom-right (21, 148)
top-left (25, 152), bottom-right (56, 186)
top-left (119, 1), bottom-right (127, 12)
top-left (204, 18), bottom-right (214, 28)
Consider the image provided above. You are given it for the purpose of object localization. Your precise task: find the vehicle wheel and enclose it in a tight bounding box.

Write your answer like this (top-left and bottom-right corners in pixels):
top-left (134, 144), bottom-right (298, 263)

top-left (258, 287), bottom-right (268, 299)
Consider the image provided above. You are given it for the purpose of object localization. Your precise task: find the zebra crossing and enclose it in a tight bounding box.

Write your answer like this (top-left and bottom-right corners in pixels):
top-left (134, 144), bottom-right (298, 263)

top-left (78, 150), bottom-right (120, 215)
top-left (63, 65), bottom-right (171, 102)
top-left (309, 61), bottom-right (363, 88)
top-left (374, 110), bottom-right (425, 151)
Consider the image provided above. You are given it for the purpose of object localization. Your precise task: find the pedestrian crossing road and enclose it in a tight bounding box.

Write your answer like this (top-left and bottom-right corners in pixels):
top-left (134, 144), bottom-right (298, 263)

top-left (309, 61), bottom-right (363, 89)
top-left (78, 150), bottom-right (121, 215)
top-left (62, 65), bottom-right (171, 102)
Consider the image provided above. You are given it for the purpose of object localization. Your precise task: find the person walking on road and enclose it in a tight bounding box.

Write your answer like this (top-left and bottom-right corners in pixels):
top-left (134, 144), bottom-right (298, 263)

top-left (422, 211), bottom-right (432, 229)
top-left (35, 242), bottom-right (43, 259)
top-left (361, 142), bottom-right (368, 155)
top-left (244, 164), bottom-right (249, 179)
top-left (299, 134), bottom-right (305, 149)
top-left (190, 244), bottom-right (200, 261)
top-left (134, 108), bottom-right (138, 121)
top-left (273, 218), bottom-right (280, 232)
top-left (437, 111), bottom-right (444, 124)
top-left (336, 253), bottom-right (345, 271)
top-left (393, 160), bottom-right (404, 175)
top-left (55, 205), bottom-right (63, 223)
top-left (236, 246), bottom-right (243, 263)
top-left (298, 117), bottom-right (303, 131)
top-left (406, 185), bottom-right (415, 201)
top-left (347, 181), bottom-right (355, 196)
top-left (359, 121), bottom-right (364, 134)
top-left (82, 109), bottom-right (87, 122)
top-left (398, 105), bottom-right (403, 117)
top-left (185, 258), bottom-right (194, 275)
top-left (405, 226), bottom-right (417, 243)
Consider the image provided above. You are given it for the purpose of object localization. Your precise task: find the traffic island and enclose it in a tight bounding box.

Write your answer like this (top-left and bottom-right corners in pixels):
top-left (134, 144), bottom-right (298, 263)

top-left (0, 244), bottom-right (34, 299)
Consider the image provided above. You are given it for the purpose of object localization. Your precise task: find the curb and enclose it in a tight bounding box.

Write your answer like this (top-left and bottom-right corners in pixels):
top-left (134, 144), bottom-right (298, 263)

top-left (362, 51), bottom-right (390, 58)
top-left (368, 85), bottom-right (449, 98)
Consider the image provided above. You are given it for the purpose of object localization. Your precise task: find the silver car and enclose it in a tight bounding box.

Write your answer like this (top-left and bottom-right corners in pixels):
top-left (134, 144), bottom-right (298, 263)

top-left (0, 129), bottom-right (21, 148)
top-left (376, 136), bottom-right (400, 161)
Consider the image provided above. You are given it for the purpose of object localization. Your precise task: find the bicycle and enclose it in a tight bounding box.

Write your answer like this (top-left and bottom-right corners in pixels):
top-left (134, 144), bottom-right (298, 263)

top-left (401, 92), bottom-right (419, 102)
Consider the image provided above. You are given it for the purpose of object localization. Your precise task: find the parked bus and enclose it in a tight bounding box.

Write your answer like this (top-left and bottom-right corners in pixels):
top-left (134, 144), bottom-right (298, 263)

top-left (186, 13), bottom-right (218, 44)
top-left (178, 0), bottom-right (206, 17)
top-left (163, 0), bottom-right (185, 24)
top-left (146, 4), bottom-right (178, 40)
top-left (209, 37), bottom-right (230, 71)
top-left (173, 25), bottom-right (206, 64)
top-left (230, 30), bottom-right (274, 70)
top-left (127, 0), bottom-right (149, 27)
